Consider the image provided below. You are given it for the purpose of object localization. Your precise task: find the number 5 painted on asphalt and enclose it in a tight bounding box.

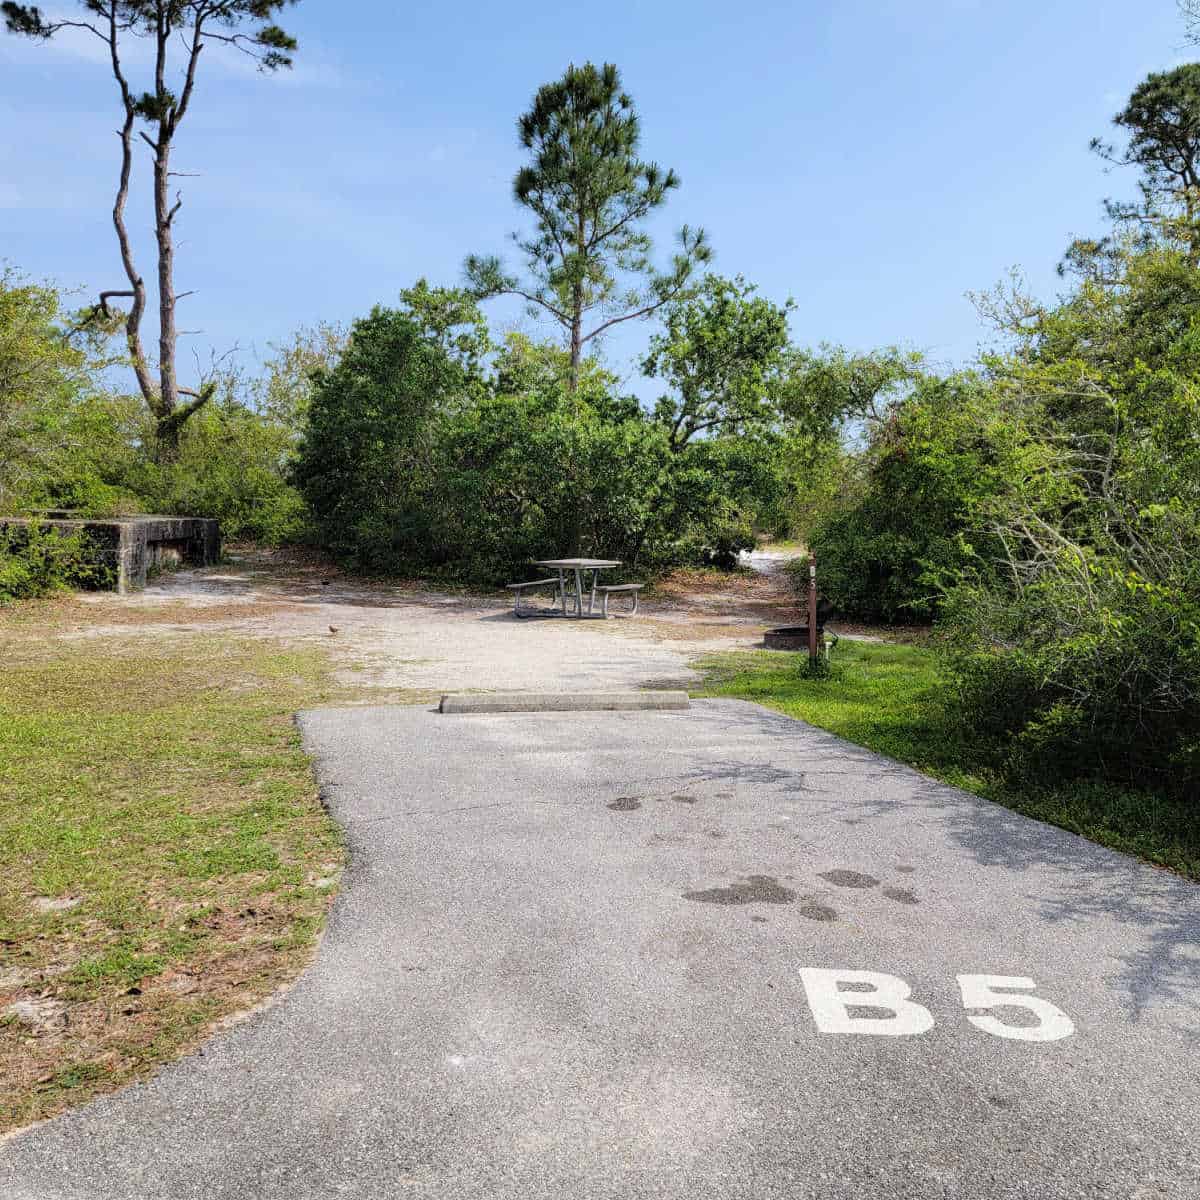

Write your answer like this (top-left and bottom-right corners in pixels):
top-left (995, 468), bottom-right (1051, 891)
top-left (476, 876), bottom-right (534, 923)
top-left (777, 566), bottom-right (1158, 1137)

top-left (956, 974), bottom-right (1075, 1042)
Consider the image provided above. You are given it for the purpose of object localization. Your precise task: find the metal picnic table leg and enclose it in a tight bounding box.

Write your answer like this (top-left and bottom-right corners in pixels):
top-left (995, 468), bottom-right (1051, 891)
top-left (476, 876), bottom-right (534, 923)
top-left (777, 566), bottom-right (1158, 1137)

top-left (574, 568), bottom-right (584, 616)
top-left (589, 569), bottom-right (598, 615)
top-left (558, 568), bottom-right (567, 616)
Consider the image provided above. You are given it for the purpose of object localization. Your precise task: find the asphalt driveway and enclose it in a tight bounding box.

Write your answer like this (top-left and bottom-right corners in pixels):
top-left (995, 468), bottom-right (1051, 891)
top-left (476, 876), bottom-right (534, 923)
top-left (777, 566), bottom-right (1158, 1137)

top-left (3, 700), bottom-right (1198, 1198)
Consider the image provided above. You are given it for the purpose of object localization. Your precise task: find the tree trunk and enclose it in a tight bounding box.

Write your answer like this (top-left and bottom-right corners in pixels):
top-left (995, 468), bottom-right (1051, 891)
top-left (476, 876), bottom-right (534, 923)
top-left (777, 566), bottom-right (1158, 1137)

top-left (565, 217), bottom-right (586, 551)
top-left (568, 280), bottom-right (583, 394)
top-left (153, 133), bottom-right (180, 454)
top-left (567, 211), bottom-right (585, 394)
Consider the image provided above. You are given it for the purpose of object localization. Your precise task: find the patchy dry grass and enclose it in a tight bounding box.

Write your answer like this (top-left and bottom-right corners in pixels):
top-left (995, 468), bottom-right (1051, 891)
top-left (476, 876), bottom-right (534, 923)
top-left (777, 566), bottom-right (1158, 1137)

top-left (648, 565), bottom-right (780, 604)
top-left (25, 596), bottom-right (302, 629)
top-left (0, 617), bottom-right (350, 1133)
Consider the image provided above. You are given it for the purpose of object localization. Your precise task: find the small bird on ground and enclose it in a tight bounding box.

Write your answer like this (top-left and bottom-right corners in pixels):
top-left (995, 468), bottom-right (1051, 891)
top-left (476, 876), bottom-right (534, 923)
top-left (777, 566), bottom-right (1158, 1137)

top-left (329, 625), bottom-right (339, 635)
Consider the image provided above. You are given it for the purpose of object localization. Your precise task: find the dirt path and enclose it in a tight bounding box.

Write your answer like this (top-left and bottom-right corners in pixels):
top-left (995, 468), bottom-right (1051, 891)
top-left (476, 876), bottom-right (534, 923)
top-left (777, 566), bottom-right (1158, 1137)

top-left (62, 550), bottom-right (806, 695)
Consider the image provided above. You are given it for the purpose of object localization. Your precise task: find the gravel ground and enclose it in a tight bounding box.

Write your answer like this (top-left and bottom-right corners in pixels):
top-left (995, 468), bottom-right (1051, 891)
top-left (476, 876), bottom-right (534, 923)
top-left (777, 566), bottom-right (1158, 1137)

top-left (65, 552), bottom-right (786, 694)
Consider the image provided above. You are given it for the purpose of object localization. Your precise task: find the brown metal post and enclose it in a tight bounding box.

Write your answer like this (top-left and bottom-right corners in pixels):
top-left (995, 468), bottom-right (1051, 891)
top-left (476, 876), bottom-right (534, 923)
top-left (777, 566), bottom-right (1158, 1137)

top-left (808, 554), bottom-right (818, 664)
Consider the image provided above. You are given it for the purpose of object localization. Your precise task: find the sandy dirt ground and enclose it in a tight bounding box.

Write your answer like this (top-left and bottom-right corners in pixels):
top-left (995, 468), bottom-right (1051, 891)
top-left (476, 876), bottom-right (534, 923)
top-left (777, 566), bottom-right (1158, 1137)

top-left (63, 549), bottom-right (810, 696)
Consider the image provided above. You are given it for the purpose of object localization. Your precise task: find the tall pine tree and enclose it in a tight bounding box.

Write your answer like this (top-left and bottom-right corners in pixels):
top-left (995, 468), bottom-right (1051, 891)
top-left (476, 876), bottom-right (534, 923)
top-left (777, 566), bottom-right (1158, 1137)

top-left (466, 62), bottom-right (711, 391)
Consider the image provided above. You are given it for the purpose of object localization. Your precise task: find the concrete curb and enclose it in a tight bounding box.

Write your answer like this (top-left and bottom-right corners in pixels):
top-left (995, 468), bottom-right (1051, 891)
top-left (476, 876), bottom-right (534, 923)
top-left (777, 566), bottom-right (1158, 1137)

top-left (439, 691), bottom-right (690, 714)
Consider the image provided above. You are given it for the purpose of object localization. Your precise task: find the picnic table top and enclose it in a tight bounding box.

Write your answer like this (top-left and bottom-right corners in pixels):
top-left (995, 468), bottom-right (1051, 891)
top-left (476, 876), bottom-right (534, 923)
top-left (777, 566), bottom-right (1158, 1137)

top-left (533, 558), bottom-right (621, 569)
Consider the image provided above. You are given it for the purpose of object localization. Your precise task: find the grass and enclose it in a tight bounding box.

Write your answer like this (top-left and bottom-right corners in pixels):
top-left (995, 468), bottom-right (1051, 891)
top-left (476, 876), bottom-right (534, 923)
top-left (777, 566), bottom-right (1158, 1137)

top-left (694, 639), bottom-right (1200, 881)
top-left (0, 621), bottom-right (349, 1133)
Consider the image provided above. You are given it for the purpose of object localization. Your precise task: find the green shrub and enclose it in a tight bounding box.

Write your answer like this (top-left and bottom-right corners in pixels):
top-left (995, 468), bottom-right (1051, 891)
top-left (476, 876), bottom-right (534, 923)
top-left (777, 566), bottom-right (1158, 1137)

top-left (0, 270), bottom-right (143, 518)
top-left (940, 556), bottom-right (1200, 799)
top-left (433, 388), bottom-right (681, 581)
top-left (931, 227), bottom-right (1200, 800)
top-left (801, 511), bottom-right (931, 622)
top-left (292, 305), bottom-right (471, 570)
top-left (0, 523), bottom-right (99, 604)
top-left (803, 375), bottom-right (1026, 623)
top-left (658, 435), bottom-right (781, 569)
top-left (295, 310), bottom-right (780, 583)
top-left (127, 397), bottom-right (307, 544)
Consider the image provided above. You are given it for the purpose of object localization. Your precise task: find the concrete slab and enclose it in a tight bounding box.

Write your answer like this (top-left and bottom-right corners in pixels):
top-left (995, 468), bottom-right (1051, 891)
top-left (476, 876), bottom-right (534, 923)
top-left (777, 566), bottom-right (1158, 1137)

top-left (439, 690), bottom-right (689, 713)
top-left (0, 515), bottom-right (219, 592)
top-left (2, 701), bottom-right (1198, 1199)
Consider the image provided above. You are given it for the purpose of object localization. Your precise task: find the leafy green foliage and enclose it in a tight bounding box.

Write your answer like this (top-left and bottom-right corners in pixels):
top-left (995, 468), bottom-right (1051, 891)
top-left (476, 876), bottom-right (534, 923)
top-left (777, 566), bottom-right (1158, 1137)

top-left (292, 303), bottom-right (473, 568)
top-left (433, 370), bottom-right (672, 579)
top-left (768, 344), bottom-right (927, 544)
top-left (659, 433), bottom-right (783, 567)
top-left (778, 344), bottom-right (926, 436)
top-left (127, 389), bottom-right (308, 543)
top-left (804, 374), bottom-right (1022, 622)
top-left (645, 275), bottom-right (793, 450)
top-left (922, 61), bottom-right (1200, 799)
top-left (0, 268), bottom-right (135, 516)
top-left (293, 294), bottom-right (784, 582)
top-left (0, 522), bottom-right (99, 604)
top-left (939, 242), bottom-right (1200, 797)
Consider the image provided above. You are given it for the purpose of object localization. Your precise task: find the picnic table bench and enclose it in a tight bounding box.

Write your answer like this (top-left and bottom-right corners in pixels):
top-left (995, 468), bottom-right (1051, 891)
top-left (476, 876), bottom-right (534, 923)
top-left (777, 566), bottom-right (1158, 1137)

top-left (506, 558), bottom-right (644, 619)
top-left (596, 582), bottom-right (643, 617)
top-left (506, 577), bottom-right (563, 618)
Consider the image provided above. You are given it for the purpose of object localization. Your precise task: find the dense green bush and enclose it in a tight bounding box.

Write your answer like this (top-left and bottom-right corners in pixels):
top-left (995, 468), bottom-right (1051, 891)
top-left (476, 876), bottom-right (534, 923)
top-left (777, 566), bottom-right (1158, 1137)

top-left (942, 563), bottom-right (1200, 798)
top-left (292, 303), bottom-right (473, 570)
top-left (0, 269), bottom-right (139, 517)
top-left (935, 231), bottom-right (1200, 797)
top-left (658, 434), bottom-right (782, 568)
top-left (0, 522), bottom-right (99, 604)
top-left (431, 388), bottom-right (670, 580)
top-left (294, 305), bottom-right (783, 583)
top-left (127, 395), bottom-right (307, 543)
top-left (803, 375), bottom-right (1020, 622)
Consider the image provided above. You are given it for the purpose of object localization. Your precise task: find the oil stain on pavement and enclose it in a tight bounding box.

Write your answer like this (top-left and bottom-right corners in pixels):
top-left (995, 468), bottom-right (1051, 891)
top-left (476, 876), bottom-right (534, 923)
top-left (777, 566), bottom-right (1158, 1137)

top-left (607, 797), bottom-right (642, 811)
top-left (818, 869), bottom-right (880, 889)
top-left (683, 874), bottom-right (797, 905)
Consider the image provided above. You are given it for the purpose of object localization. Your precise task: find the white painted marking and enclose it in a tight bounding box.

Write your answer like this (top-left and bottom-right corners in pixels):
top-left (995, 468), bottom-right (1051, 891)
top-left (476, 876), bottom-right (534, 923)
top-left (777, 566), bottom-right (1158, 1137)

top-left (799, 968), bottom-right (935, 1037)
top-left (956, 975), bottom-right (1076, 1042)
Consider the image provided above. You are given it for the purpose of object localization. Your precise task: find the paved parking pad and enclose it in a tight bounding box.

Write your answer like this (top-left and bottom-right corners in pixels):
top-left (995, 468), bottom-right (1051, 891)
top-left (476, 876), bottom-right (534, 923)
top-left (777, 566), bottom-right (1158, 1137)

top-left (3, 700), bottom-right (1198, 1199)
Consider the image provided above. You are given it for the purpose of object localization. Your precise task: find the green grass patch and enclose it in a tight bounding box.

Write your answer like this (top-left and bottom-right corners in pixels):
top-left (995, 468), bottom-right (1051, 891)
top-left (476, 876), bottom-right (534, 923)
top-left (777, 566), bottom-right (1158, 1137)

top-left (694, 640), bottom-right (1200, 881)
top-left (0, 629), bottom-right (348, 1132)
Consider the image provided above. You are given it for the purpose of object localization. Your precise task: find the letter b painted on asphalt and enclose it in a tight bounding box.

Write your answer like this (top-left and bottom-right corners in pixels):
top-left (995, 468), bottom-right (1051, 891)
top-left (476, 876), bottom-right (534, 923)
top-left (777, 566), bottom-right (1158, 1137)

top-left (798, 969), bottom-right (936, 1037)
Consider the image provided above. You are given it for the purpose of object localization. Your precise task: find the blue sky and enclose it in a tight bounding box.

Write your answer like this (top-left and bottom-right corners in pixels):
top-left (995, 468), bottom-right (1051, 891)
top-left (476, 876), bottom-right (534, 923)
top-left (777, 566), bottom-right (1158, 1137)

top-left (0, 0), bottom-right (1189, 397)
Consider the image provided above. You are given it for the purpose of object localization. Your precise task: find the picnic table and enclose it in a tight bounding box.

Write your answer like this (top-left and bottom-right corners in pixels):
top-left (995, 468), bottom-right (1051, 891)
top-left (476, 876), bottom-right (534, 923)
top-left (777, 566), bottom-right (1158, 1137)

top-left (533, 558), bottom-right (621, 617)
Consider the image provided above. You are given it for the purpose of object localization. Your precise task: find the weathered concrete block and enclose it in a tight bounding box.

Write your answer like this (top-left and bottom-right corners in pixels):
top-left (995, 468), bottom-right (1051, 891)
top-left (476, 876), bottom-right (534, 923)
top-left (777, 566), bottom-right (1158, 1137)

top-left (439, 691), bottom-right (690, 714)
top-left (0, 514), bottom-right (221, 593)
